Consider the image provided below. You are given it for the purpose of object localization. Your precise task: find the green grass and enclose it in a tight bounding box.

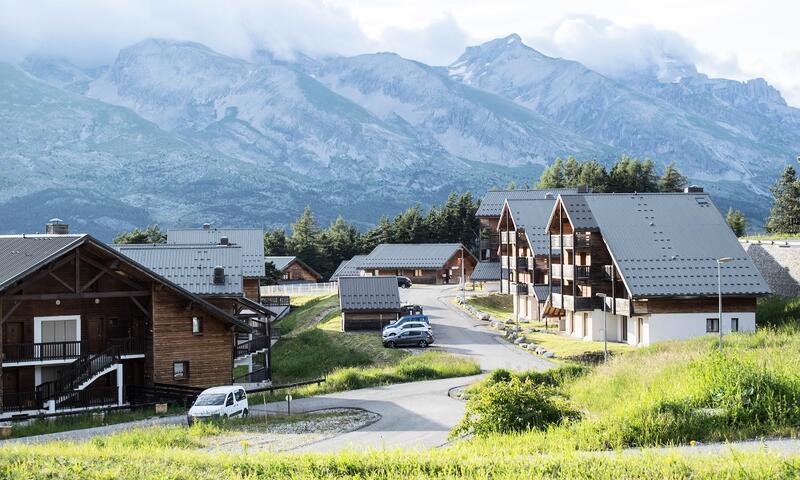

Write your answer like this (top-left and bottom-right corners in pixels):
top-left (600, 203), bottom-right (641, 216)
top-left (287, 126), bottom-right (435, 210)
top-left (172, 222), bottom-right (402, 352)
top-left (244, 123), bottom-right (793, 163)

top-left (6, 405), bottom-right (183, 439)
top-left (278, 294), bottom-right (338, 335)
top-left (456, 327), bottom-right (800, 453)
top-left (466, 294), bottom-right (513, 319)
top-left (757, 296), bottom-right (800, 329)
top-left (1, 442), bottom-right (798, 478)
top-left (742, 233), bottom-right (800, 240)
top-left (521, 331), bottom-right (632, 361)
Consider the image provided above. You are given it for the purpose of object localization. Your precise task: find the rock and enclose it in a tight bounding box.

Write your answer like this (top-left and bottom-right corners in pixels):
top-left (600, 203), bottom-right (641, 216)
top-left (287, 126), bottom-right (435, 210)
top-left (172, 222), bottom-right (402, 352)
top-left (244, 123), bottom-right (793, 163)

top-left (479, 313), bottom-right (490, 321)
top-left (514, 337), bottom-right (525, 344)
top-left (505, 319), bottom-right (516, 325)
top-left (535, 346), bottom-right (547, 355)
top-left (543, 351), bottom-right (556, 358)
top-left (519, 343), bottom-right (528, 349)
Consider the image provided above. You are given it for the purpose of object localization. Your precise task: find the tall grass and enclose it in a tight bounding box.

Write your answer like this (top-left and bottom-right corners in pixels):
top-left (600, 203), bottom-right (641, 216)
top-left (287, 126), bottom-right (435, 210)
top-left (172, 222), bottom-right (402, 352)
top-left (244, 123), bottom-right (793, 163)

top-left (455, 328), bottom-right (800, 453)
top-left (757, 296), bottom-right (800, 329)
top-left (278, 294), bottom-right (338, 335)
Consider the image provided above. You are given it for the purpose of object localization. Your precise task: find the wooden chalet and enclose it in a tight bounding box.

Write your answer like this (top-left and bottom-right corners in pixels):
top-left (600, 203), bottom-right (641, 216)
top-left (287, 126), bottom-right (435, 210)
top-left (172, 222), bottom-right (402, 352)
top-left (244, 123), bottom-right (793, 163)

top-left (0, 222), bottom-right (254, 418)
top-left (265, 256), bottom-right (322, 284)
top-left (544, 189), bottom-right (770, 346)
top-left (359, 244), bottom-right (477, 285)
top-left (338, 276), bottom-right (401, 331)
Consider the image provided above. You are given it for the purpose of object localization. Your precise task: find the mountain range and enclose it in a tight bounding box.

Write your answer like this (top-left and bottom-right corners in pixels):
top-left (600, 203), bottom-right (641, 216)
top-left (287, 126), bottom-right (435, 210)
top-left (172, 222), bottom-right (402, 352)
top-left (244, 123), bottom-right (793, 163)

top-left (2, 34), bottom-right (797, 238)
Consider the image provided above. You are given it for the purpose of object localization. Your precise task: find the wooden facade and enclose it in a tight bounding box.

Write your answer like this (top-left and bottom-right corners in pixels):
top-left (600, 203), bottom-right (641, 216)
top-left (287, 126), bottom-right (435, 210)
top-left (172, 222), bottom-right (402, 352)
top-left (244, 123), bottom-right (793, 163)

top-left (279, 260), bottom-right (322, 284)
top-left (341, 311), bottom-right (399, 331)
top-left (366, 250), bottom-right (477, 285)
top-left (0, 236), bottom-right (249, 416)
top-left (243, 278), bottom-right (260, 302)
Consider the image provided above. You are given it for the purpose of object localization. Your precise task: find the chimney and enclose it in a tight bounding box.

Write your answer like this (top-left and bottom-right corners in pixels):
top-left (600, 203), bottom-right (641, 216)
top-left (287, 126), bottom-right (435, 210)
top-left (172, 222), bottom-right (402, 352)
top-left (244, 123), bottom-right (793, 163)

top-left (202, 223), bottom-right (211, 230)
top-left (45, 218), bottom-right (69, 235)
top-left (544, 192), bottom-right (554, 199)
top-left (684, 185), bottom-right (704, 193)
top-left (213, 266), bottom-right (225, 285)
top-left (219, 236), bottom-right (229, 246)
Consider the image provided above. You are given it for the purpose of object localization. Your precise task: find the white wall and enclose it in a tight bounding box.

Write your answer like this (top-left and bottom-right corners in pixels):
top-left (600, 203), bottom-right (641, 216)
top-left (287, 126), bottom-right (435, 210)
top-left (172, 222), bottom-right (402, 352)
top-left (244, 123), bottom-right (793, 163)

top-left (647, 312), bottom-right (755, 344)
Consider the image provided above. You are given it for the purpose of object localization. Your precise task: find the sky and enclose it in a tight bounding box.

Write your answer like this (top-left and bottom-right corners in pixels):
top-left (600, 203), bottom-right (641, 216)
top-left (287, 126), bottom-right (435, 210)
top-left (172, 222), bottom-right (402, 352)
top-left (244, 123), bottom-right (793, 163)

top-left (1, 0), bottom-right (798, 106)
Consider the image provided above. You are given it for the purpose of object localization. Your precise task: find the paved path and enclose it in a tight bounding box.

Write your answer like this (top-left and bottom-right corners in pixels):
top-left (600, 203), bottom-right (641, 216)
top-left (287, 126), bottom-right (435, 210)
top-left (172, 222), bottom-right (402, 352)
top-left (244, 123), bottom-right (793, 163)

top-left (621, 438), bottom-right (800, 457)
top-left (254, 375), bottom-right (483, 452)
top-left (400, 285), bottom-right (554, 372)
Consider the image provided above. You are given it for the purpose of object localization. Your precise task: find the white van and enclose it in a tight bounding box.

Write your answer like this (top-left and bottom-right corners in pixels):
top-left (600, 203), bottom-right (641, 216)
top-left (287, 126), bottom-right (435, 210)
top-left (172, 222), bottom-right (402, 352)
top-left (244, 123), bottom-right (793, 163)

top-left (187, 386), bottom-right (248, 425)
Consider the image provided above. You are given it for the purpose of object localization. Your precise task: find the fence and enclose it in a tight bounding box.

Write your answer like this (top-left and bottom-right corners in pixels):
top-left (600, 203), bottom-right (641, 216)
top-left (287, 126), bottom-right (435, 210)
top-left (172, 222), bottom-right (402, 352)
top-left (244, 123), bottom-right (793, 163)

top-left (261, 282), bottom-right (338, 296)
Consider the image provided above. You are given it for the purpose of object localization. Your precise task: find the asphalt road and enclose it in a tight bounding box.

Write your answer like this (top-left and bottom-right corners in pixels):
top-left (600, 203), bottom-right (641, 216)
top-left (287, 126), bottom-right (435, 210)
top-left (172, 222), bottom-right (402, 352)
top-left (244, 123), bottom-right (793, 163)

top-left (254, 285), bottom-right (554, 452)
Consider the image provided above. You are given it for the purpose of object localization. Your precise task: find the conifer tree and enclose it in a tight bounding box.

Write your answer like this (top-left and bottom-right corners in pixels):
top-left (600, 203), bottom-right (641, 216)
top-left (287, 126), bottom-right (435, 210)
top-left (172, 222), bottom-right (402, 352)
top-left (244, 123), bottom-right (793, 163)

top-left (537, 158), bottom-right (565, 188)
top-left (658, 162), bottom-right (689, 192)
top-left (726, 208), bottom-right (747, 237)
top-left (766, 165), bottom-right (800, 234)
top-left (113, 224), bottom-right (167, 244)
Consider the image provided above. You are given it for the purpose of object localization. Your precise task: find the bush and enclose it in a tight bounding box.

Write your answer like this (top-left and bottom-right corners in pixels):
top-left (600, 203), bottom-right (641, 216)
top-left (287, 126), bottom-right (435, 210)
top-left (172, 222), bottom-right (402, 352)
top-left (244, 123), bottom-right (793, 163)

top-left (452, 377), bottom-right (580, 438)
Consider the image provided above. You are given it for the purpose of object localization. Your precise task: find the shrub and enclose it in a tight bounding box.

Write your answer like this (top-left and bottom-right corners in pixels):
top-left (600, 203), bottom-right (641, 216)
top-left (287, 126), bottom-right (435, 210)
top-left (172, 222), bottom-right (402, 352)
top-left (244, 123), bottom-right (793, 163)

top-left (757, 296), bottom-right (800, 329)
top-left (452, 377), bottom-right (580, 438)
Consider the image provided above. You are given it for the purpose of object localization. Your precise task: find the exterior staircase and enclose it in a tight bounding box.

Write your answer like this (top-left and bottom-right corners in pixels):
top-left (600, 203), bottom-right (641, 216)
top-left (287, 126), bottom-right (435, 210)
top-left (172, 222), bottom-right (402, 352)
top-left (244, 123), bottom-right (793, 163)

top-left (36, 345), bottom-right (121, 408)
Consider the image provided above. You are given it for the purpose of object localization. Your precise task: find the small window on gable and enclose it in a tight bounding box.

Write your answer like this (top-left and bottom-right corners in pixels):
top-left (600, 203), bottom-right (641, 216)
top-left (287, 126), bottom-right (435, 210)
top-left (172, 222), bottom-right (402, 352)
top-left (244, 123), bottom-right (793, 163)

top-left (173, 361), bottom-right (189, 380)
top-left (192, 316), bottom-right (203, 335)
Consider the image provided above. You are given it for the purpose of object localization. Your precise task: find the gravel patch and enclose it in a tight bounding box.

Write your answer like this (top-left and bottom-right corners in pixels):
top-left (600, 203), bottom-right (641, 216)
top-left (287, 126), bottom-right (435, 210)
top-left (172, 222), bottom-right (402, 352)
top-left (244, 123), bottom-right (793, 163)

top-left (205, 408), bottom-right (380, 454)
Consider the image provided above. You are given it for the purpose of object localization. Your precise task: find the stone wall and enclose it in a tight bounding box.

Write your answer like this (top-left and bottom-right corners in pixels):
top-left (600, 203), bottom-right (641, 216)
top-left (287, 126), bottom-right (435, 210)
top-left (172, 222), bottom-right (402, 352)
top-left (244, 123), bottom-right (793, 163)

top-left (741, 241), bottom-right (800, 297)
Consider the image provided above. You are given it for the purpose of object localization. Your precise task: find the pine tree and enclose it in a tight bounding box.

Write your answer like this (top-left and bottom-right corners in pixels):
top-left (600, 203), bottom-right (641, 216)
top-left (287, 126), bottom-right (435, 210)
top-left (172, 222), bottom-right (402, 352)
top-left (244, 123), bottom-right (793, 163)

top-left (563, 157), bottom-right (581, 187)
top-left (113, 224), bottom-right (166, 244)
top-left (537, 158), bottom-right (565, 188)
top-left (766, 165), bottom-right (800, 234)
top-left (726, 208), bottom-right (747, 237)
top-left (658, 162), bottom-right (688, 192)
top-left (577, 160), bottom-right (609, 192)
top-left (290, 206), bottom-right (321, 267)
top-left (327, 216), bottom-right (361, 262)
top-left (608, 156), bottom-right (658, 192)
top-left (263, 228), bottom-right (289, 256)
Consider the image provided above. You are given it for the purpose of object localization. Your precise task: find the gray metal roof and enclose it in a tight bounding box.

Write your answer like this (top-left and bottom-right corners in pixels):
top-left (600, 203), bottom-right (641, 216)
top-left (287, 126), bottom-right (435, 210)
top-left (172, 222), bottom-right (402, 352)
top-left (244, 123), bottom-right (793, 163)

top-left (506, 199), bottom-right (559, 255)
top-left (360, 243), bottom-right (473, 270)
top-left (0, 235), bottom-right (86, 291)
top-left (329, 255), bottom-right (368, 281)
top-left (471, 261), bottom-right (501, 281)
top-left (113, 244), bottom-right (244, 296)
top-left (338, 276), bottom-right (401, 312)
top-left (558, 193), bottom-right (770, 298)
top-left (167, 228), bottom-right (265, 278)
top-left (532, 285), bottom-right (551, 304)
top-left (477, 188), bottom-right (579, 217)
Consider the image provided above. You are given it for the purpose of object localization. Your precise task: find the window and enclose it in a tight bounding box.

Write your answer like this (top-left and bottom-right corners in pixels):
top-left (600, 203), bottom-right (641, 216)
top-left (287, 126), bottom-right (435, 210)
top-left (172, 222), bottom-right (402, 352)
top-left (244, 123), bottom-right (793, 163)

top-left (225, 394), bottom-right (234, 407)
top-left (414, 269), bottom-right (423, 277)
top-left (706, 318), bottom-right (719, 333)
top-left (173, 361), bottom-right (190, 380)
top-left (235, 389), bottom-right (246, 402)
top-left (731, 318), bottom-right (739, 332)
top-left (192, 316), bottom-right (203, 335)
top-left (282, 272), bottom-right (289, 280)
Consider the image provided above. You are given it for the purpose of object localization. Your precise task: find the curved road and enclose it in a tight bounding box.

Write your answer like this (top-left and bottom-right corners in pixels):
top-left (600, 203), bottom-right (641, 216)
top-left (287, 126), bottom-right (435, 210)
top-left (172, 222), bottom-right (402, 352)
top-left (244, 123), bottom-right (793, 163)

top-left (255, 285), bottom-right (553, 452)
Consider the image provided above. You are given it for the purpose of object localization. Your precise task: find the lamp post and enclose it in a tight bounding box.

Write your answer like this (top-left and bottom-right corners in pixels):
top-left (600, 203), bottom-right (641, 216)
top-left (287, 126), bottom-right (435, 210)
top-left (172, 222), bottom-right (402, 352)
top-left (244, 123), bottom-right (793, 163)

top-left (595, 292), bottom-right (608, 362)
top-left (716, 257), bottom-right (733, 352)
top-left (460, 246), bottom-right (466, 304)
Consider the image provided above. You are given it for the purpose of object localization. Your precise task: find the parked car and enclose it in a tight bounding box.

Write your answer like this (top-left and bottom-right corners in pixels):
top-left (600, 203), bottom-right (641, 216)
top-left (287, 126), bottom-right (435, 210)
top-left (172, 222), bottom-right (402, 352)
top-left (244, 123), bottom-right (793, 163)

top-left (383, 320), bottom-right (431, 338)
top-left (397, 276), bottom-right (413, 288)
top-left (384, 314), bottom-right (430, 332)
top-left (383, 328), bottom-right (434, 348)
top-left (187, 386), bottom-right (248, 425)
top-left (400, 304), bottom-right (423, 317)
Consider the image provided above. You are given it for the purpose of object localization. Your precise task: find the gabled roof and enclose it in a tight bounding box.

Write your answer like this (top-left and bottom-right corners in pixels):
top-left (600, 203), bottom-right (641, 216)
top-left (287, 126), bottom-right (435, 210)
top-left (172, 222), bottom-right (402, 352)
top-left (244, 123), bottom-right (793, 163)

top-left (265, 255), bottom-right (322, 280)
top-left (167, 227), bottom-right (265, 278)
top-left (339, 276), bottom-right (400, 312)
top-left (504, 198), bottom-right (560, 255)
top-left (471, 261), bottom-right (501, 281)
top-left (0, 235), bottom-right (86, 291)
top-left (112, 244), bottom-right (244, 296)
top-left (0, 234), bottom-right (250, 331)
top-left (360, 243), bottom-right (475, 270)
top-left (476, 188), bottom-right (580, 217)
top-left (329, 255), bottom-right (368, 281)
top-left (554, 193), bottom-right (770, 298)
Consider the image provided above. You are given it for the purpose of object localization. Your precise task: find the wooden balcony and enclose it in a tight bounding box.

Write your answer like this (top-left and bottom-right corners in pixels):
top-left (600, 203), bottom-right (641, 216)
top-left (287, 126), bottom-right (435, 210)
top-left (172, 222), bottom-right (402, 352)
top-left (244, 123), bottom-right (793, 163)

top-left (514, 283), bottom-right (529, 296)
top-left (551, 293), bottom-right (595, 311)
top-left (550, 235), bottom-right (591, 249)
top-left (551, 264), bottom-right (591, 280)
top-left (516, 257), bottom-right (530, 270)
top-left (2, 341), bottom-right (84, 364)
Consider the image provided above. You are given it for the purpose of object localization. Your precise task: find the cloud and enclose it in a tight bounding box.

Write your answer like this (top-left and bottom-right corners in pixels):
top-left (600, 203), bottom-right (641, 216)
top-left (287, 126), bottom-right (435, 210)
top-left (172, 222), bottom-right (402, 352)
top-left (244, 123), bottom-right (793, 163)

top-left (0, 0), bottom-right (372, 66)
top-left (527, 15), bottom-right (728, 80)
top-left (378, 14), bottom-right (471, 66)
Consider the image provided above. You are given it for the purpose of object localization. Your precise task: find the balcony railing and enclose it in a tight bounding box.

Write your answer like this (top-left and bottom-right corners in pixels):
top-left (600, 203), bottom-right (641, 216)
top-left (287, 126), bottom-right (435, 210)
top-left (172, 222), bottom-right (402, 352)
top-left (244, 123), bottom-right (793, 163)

top-left (109, 337), bottom-right (145, 356)
top-left (515, 283), bottom-right (529, 296)
top-left (550, 235), bottom-right (591, 249)
top-left (516, 257), bottom-right (530, 270)
top-left (602, 265), bottom-right (614, 280)
top-left (550, 293), bottom-right (595, 311)
top-left (551, 264), bottom-right (591, 280)
top-left (2, 341), bottom-right (84, 364)
top-left (1, 391), bottom-right (39, 413)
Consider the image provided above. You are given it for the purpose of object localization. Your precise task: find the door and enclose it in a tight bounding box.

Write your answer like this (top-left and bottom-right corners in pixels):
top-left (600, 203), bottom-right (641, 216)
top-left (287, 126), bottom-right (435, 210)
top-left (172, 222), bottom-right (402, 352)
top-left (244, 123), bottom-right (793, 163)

top-left (621, 317), bottom-right (628, 342)
top-left (2, 368), bottom-right (19, 393)
top-left (3, 322), bottom-right (23, 361)
top-left (224, 393), bottom-right (235, 416)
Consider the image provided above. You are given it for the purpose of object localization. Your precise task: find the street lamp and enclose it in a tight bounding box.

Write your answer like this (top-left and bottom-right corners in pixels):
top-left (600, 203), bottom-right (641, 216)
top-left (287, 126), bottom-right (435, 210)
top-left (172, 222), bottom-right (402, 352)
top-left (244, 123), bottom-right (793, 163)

top-left (716, 257), bottom-right (733, 352)
top-left (595, 292), bottom-right (608, 362)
